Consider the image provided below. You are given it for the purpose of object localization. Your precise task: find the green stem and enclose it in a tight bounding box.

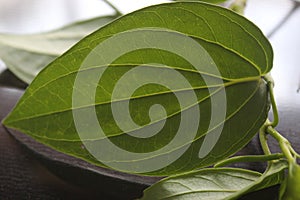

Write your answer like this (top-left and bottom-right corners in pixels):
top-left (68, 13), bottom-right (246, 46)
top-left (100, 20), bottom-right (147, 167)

top-left (259, 125), bottom-right (272, 156)
top-left (214, 153), bottom-right (284, 168)
top-left (103, 0), bottom-right (122, 16)
top-left (268, 84), bottom-right (279, 127)
top-left (289, 146), bottom-right (300, 158)
top-left (266, 126), bottom-right (295, 163)
top-left (264, 74), bottom-right (279, 127)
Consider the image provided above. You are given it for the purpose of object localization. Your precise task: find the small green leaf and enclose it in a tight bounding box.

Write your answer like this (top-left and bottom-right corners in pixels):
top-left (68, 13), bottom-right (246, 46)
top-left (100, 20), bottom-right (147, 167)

top-left (3, 2), bottom-right (273, 175)
top-left (279, 161), bottom-right (300, 200)
top-left (0, 15), bottom-right (117, 83)
top-left (142, 161), bottom-right (287, 199)
top-left (234, 161), bottom-right (287, 198)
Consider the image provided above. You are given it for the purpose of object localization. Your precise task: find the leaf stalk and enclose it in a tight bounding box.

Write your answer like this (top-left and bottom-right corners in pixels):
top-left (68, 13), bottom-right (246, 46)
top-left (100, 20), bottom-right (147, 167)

top-left (214, 153), bottom-right (284, 168)
top-left (264, 74), bottom-right (279, 127)
top-left (259, 125), bottom-right (272, 156)
top-left (266, 126), bottom-right (296, 164)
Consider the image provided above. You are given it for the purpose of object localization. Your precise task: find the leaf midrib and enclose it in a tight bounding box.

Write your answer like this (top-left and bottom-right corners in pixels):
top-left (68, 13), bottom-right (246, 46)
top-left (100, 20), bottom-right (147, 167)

top-left (8, 78), bottom-right (261, 160)
top-left (17, 58), bottom-right (260, 114)
top-left (7, 76), bottom-right (259, 125)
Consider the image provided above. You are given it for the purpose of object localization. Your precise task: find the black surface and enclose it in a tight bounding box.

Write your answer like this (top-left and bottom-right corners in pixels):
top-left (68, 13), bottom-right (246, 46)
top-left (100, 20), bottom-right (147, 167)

top-left (0, 86), bottom-right (160, 200)
top-left (0, 69), bottom-right (299, 199)
top-left (0, 87), bottom-right (106, 200)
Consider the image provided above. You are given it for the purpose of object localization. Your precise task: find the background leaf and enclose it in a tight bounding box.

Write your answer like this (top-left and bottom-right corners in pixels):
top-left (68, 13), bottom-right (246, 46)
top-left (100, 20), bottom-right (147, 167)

top-left (142, 161), bottom-right (287, 199)
top-left (3, 2), bottom-right (273, 175)
top-left (0, 15), bottom-right (117, 84)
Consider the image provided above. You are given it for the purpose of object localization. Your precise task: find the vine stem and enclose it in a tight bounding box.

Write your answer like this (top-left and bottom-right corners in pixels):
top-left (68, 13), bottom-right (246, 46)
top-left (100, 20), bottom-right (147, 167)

top-left (214, 153), bottom-right (284, 168)
top-left (289, 146), bottom-right (300, 158)
top-left (259, 126), bottom-right (272, 156)
top-left (264, 74), bottom-right (279, 127)
top-left (262, 74), bottom-right (300, 163)
top-left (266, 126), bottom-right (295, 163)
top-left (102, 0), bottom-right (122, 16)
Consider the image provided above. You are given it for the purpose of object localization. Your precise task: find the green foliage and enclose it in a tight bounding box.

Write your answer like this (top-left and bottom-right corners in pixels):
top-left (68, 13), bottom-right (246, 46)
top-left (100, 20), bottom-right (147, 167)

top-left (3, 2), bottom-right (273, 175)
top-left (143, 161), bottom-right (287, 199)
top-left (1, 1), bottom-right (299, 199)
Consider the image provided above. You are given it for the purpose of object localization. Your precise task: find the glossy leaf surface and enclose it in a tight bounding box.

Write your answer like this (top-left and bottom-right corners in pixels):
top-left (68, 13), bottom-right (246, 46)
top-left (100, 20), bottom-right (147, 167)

top-left (142, 161), bottom-right (287, 199)
top-left (0, 15), bottom-right (117, 83)
top-left (3, 2), bottom-right (273, 175)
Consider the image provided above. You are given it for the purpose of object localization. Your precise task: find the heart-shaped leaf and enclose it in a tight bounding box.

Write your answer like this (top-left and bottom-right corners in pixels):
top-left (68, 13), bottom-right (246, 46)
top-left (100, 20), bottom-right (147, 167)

top-left (142, 161), bottom-right (287, 199)
top-left (0, 15), bottom-right (118, 84)
top-left (3, 2), bottom-right (273, 175)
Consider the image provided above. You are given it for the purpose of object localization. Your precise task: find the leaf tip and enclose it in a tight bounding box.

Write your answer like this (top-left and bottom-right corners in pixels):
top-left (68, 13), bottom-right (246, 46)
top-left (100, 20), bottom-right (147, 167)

top-left (2, 112), bottom-right (17, 128)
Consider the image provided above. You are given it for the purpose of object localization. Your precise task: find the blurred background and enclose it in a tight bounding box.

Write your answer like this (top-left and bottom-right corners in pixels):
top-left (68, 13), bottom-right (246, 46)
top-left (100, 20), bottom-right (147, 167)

top-left (0, 0), bottom-right (170, 33)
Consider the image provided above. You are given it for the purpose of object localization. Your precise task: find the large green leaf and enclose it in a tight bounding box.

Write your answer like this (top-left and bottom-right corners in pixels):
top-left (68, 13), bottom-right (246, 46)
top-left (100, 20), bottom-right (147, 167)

top-left (0, 15), bottom-right (118, 84)
top-left (142, 161), bottom-right (287, 199)
top-left (3, 2), bottom-right (273, 175)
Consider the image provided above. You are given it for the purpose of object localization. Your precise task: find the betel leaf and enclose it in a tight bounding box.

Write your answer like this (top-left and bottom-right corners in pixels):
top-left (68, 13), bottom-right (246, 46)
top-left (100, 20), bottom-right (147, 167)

top-left (0, 15), bottom-right (118, 84)
top-left (3, 2), bottom-right (273, 175)
top-left (142, 161), bottom-right (287, 199)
